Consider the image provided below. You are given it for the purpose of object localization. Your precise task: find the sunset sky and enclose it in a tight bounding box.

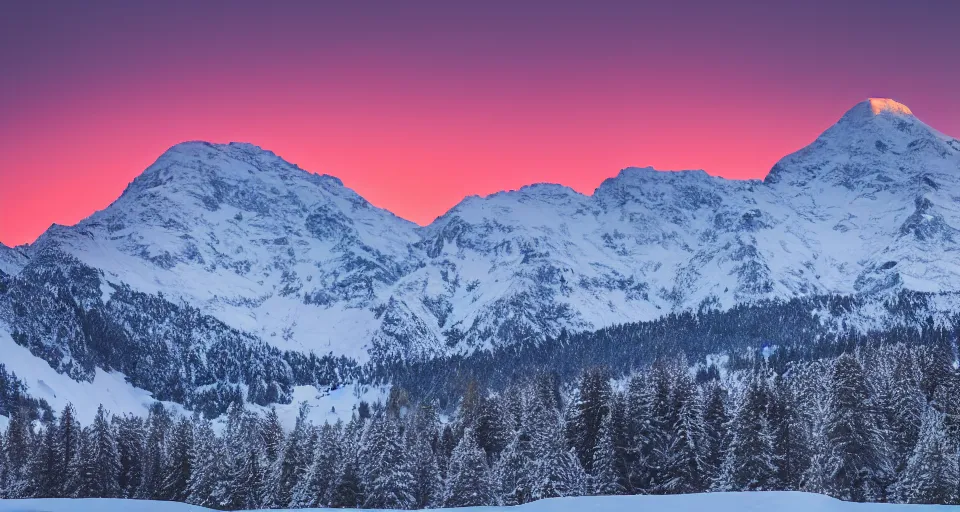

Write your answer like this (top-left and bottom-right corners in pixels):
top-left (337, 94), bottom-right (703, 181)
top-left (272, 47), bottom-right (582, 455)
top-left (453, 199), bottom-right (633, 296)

top-left (2, 0), bottom-right (959, 246)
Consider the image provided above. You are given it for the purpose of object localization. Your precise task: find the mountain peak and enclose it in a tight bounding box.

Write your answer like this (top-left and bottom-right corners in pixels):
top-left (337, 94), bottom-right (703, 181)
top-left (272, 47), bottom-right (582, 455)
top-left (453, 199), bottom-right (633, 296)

top-left (840, 98), bottom-right (915, 123)
top-left (865, 98), bottom-right (913, 116)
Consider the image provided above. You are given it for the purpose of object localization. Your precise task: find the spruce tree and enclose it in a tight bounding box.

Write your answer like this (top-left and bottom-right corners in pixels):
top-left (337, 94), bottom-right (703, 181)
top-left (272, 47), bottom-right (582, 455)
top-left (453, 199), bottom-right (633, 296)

top-left (265, 402), bottom-right (311, 508)
top-left (566, 367), bottom-right (612, 472)
top-left (590, 410), bottom-right (626, 496)
top-left (161, 416), bottom-right (194, 502)
top-left (3, 408), bottom-right (33, 498)
top-left (823, 354), bottom-right (893, 502)
top-left (138, 403), bottom-right (172, 500)
top-left (769, 375), bottom-right (810, 490)
top-left (891, 405), bottom-right (959, 504)
top-left (114, 414), bottom-right (146, 498)
top-left (87, 405), bottom-right (121, 498)
top-left (290, 421), bottom-right (342, 508)
top-left (56, 403), bottom-right (82, 497)
top-left (495, 410), bottom-right (534, 505)
top-left (444, 427), bottom-right (495, 507)
top-left (717, 375), bottom-right (776, 491)
top-left (701, 382), bottom-right (729, 486)
top-left (660, 373), bottom-right (706, 493)
top-left (405, 409), bottom-right (442, 508)
top-left (186, 417), bottom-right (220, 507)
top-left (26, 423), bottom-right (58, 498)
top-left (529, 396), bottom-right (586, 500)
top-left (361, 416), bottom-right (414, 509)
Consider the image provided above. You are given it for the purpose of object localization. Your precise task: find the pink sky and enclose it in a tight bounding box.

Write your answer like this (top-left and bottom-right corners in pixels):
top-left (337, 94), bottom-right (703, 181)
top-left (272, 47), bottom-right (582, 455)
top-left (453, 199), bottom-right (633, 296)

top-left (2, 1), bottom-right (958, 246)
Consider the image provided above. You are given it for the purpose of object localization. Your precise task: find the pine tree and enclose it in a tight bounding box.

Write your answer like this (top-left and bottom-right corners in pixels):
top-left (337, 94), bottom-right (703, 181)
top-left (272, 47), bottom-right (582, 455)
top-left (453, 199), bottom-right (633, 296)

top-left (0, 430), bottom-right (6, 497)
top-left (886, 352), bottom-right (925, 473)
top-left (406, 408), bottom-right (442, 508)
top-left (260, 407), bottom-right (285, 467)
top-left (891, 405), bottom-right (959, 504)
top-left (629, 366), bottom-right (673, 493)
top-left (66, 427), bottom-right (95, 497)
top-left (495, 411), bottom-right (534, 506)
top-left (219, 406), bottom-right (267, 510)
top-left (138, 403), bottom-right (172, 500)
top-left (566, 367), bottom-right (612, 473)
top-left (290, 421), bottom-right (341, 508)
top-left (3, 408), bottom-right (33, 498)
top-left (186, 417), bottom-right (220, 507)
top-left (26, 423), bottom-right (58, 498)
top-left (823, 354), bottom-right (893, 502)
top-left (86, 405), bottom-right (121, 498)
top-left (444, 427), bottom-right (495, 507)
top-left (264, 404), bottom-right (311, 508)
top-left (114, 414), bottom-right (146, 498)
top-left (361, 415), bottom-right (414, 509)
top-left (717, 374), bottom-right (776, 491)
top-left (590, 410), bottom-right (626, 495)
top-left (769, 375), bottom-right (810, 490)
top-left (660, 373), bottom-right (706, 493)
top-left (329, 458), bottom-right (363, 508)
top-left (529, 395), bottom-right (586, 500)
top-left (56, 404), bottom-right (82, 497)
top-left (161, 416), bottom-right (194, 502)
top-left (701, 382), bottom-right (729, 486)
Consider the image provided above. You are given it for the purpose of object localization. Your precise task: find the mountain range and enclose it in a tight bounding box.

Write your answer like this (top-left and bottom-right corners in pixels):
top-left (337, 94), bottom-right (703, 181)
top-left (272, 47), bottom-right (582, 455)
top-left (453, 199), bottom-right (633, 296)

top-left (2, 98), bottom-right (960, 418)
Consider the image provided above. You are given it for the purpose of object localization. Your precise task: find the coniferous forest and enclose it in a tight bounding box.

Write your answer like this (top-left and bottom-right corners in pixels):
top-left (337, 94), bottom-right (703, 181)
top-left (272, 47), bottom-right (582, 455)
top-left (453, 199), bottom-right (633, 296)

top-left (2, 339), bottom-right (960, 509)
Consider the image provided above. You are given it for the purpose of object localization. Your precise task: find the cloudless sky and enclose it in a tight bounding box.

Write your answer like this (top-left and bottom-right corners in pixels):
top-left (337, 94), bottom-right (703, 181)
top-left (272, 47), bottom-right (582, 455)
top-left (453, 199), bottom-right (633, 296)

top-left (2, 0), bottom-right (959, 245)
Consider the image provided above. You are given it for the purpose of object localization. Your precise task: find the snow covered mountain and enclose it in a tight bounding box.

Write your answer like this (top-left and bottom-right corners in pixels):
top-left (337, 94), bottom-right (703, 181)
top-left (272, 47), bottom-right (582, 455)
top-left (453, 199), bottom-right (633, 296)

top-left (2, 98), bottom-right (960, 411)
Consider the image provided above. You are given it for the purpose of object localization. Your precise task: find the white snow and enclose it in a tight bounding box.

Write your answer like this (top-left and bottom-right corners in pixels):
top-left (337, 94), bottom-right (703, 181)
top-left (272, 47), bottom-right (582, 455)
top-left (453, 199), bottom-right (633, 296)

top-left (0, 329), bottom-right (184, 424)
top-left (0, 491), bottom-right (956, 512)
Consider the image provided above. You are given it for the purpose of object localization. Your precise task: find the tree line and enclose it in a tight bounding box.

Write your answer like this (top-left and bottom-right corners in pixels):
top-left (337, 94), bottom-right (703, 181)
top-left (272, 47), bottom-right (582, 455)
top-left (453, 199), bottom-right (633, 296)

top-left (2, 340), bottom-right (960, 508)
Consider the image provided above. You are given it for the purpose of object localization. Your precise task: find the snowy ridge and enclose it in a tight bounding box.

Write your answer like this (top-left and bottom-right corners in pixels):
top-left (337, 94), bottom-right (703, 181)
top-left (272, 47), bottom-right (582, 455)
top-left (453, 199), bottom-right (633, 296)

top-left (4, 99), bottom-right (960, 364)
top-left (0, 491), bottom-right (954, 512)
top-left (0, 242), bottom-right (27, 276)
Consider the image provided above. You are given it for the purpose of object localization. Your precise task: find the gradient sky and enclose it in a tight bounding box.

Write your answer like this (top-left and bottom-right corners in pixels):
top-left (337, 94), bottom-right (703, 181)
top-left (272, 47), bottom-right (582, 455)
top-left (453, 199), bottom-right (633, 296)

top-left (2, 0), bottom-right (959, 246)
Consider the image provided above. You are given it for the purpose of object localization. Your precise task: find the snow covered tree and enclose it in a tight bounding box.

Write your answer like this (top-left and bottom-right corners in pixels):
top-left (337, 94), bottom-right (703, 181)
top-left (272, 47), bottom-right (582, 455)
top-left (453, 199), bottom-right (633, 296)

top-left (566, 367), bottom-right (612, 472)
top-left (186, 417), bottom-right (220, 507)
top-left (361, 415), bottom-right (414, 509)
top-left (590, 410), bottom-right (626, 495)
top-left (290, 421), bottom-right (342, 508)
top-left (329, 458), bottom-right (363, 508)
top-left (3, 408), bottom-right (33, 498)
top-left (406, 407), bottom-right (442, 508)
top-left (529, 396), bottom-right (586, 500)
top-left (260, 407), bottom-right (285, 465)
top-left (891, 405), bottom-right (959, 504)
top-left (701, 381), bottom-right (729, 486)
top-left (84, 405), bottom-right (121, 498)
top-left (717, 374), bottom-right (776, 491)
top-left (659, 373), bottom-right (706, 493)
top-left (114, 414), bottom-right (146, 498)
top-left (495, 414), bottom-right (534, 505)
top-left (161, 416), bottom-right (194, 502)
top-left (218, 406), bottom-right (267, 510)
top-left (769, 375), bottom-right (810, 490)
top-left (823, 354), bottom-right (893, 502)
top-left (444, 427), bottom-right (495, 507)
top-left (55, 404), bottom-right (82, 497)
top-left (138, 403), bottom-right (172, 500)
top-left (264, 402), bottom-right (311, 508)
top-left (26, 423), bottom-right (58, 498)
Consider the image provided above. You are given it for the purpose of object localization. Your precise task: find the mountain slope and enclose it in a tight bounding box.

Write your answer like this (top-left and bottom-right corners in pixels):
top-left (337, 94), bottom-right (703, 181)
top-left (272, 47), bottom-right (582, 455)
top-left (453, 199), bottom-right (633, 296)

top-left (29, 142), bottom-right (420, 361)
top-left (2, 98), bottom-right (960, 416)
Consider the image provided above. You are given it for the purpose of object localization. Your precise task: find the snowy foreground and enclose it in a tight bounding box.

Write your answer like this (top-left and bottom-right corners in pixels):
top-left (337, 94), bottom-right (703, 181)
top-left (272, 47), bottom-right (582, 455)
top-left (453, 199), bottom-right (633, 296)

top-left (2, 492), bottom-right (960, 512)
